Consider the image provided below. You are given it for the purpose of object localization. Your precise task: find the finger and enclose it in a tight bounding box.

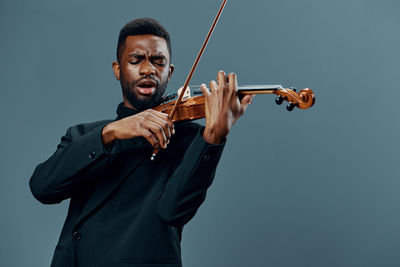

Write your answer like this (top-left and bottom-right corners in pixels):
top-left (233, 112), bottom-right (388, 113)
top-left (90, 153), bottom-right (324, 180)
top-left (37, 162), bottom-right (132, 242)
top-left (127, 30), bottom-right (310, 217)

top-left (141, 119), bottom-right (168, 149)
top-left (209, 80), bottom-right (218, 92)
top-left (149, 114), bottom-right (172, 142)
top-left (217, 70), bottom-right (227, 91)
top-left (139, 128), bottom-right (159, 149)
top-left (200, 83), bottom-right (211, 119)
top-left (146, 109), bottom-right (175, 135)
top-left (145, 111), bottom-right (172, 141)
top-left (200, 83), bottom-right (211, 97)
top-left (227, 72), bottom-right (238, 96)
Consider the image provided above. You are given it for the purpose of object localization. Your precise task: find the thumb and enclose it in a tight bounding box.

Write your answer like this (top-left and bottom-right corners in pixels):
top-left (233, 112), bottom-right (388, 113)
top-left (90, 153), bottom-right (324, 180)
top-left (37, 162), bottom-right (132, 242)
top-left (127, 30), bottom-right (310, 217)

top-left (240, 94), bottom-right (255, 110)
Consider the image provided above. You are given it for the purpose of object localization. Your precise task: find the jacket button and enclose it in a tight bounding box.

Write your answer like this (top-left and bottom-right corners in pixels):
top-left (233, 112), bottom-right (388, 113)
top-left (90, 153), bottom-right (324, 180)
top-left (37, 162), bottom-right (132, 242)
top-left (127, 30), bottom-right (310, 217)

top-left (203, 154), bottom-right (210, 162)
top-left (72, 231), bottom-right (81, 240)
top-left (88, 151), bottom-right (96, 159)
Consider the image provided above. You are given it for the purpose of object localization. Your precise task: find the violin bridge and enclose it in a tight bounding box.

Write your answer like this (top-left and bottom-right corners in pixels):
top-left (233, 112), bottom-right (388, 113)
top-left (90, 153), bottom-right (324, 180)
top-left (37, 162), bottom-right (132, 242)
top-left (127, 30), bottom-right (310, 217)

top-left (177, 86), bottom-right (191, 99)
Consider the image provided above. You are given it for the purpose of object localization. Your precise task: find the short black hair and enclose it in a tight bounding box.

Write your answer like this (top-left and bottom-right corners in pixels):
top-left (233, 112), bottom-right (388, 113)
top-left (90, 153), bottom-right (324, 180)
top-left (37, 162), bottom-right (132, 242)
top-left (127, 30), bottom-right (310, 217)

top-left (117, 18), bottom-right (171, 63)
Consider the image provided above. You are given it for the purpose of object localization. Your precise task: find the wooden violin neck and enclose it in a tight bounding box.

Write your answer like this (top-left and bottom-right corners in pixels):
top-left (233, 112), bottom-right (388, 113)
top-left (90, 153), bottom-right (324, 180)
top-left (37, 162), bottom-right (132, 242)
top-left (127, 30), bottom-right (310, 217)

top-left (189, 85), bottom-right (283, 95)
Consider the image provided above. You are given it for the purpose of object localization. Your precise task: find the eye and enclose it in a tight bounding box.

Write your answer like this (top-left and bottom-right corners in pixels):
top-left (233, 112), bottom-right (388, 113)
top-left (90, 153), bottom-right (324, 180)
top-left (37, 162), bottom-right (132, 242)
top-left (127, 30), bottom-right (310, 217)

top-left (151, 57), bottom-right (167, 66)
top-left (154, 62), bottom-right (166, 66)
top-left (128, 54), bottom-right (144, 64)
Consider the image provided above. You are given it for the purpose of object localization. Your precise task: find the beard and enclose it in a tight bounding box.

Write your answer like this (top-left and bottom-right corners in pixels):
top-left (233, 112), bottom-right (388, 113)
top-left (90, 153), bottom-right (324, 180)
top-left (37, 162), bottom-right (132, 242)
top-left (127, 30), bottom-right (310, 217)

top-left (120, 75), bottom-right (168, 111)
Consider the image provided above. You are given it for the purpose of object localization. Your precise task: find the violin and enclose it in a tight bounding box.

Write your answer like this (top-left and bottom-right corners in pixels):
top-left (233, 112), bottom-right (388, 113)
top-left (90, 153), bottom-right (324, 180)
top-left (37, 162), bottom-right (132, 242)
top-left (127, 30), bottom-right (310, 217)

top-left (154, 85), bottom-right (315, 122)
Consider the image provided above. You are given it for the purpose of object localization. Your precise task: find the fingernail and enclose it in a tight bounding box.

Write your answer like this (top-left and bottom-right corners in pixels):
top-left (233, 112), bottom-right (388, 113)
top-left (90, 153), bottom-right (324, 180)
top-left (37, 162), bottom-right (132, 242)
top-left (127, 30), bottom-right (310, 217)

top-left (172, 128), bottom-right (175, 134)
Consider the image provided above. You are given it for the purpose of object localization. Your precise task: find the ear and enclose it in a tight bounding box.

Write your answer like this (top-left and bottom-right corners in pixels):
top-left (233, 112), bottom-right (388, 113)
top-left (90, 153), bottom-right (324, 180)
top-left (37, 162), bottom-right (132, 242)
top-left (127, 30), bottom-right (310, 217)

top-left (112, 61), bottom-right (120, 80)
top-left (168, 64), bottom-right (175, 82)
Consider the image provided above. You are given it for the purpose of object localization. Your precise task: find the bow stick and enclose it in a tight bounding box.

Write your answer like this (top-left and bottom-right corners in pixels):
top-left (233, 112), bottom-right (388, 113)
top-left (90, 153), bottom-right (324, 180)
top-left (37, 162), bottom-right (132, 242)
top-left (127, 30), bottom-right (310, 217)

top-left (151, 0), bottom-right (227, 160)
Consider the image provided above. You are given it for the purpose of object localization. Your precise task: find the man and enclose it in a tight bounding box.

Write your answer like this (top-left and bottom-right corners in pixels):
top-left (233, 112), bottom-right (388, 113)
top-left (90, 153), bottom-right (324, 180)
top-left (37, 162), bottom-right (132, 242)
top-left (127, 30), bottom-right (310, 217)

top-left (30, 18), bottom-right (252, 267)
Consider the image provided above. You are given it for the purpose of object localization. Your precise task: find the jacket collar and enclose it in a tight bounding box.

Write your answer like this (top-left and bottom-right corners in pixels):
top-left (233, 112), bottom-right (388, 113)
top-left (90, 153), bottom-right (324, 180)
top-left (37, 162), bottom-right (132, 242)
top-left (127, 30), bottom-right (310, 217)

top-left (116, 102), bottom-right (141, 120)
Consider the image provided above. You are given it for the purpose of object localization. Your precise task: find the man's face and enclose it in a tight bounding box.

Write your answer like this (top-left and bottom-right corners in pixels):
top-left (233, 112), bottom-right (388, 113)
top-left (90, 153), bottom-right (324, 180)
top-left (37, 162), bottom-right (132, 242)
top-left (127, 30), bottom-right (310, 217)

top-left (113, 34), bottom-right (174, 110)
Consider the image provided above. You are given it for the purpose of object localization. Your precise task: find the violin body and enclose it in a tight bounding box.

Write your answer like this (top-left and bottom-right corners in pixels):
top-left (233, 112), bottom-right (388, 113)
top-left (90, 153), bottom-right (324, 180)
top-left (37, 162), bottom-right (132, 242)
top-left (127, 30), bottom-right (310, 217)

top-left (154, 95), bottom-right (206, 122)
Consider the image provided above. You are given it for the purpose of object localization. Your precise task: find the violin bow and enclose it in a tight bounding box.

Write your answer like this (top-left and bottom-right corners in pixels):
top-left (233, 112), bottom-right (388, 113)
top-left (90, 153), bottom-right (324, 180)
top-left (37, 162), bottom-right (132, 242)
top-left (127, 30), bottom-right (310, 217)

top-left (151, 0), bottom-right (227, 160)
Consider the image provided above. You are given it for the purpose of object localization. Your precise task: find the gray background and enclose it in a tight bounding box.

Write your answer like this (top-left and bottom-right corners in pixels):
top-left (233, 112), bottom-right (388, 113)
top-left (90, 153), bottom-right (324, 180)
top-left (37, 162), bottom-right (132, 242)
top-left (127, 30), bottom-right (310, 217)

top-left (1, 0), bottom-right (399, 266)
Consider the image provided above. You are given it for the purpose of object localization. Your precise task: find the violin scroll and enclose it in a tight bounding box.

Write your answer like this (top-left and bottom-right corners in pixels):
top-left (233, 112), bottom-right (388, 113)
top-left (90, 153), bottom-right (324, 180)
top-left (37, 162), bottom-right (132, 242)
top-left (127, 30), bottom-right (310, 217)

top-left (274, 87), bottom-right (315, 111)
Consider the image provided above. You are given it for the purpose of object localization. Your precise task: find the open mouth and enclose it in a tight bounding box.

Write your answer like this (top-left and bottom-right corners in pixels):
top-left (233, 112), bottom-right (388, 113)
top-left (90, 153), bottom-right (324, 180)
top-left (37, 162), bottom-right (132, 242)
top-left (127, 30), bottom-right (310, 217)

top-left (136, 79), bottom-right (157, 95)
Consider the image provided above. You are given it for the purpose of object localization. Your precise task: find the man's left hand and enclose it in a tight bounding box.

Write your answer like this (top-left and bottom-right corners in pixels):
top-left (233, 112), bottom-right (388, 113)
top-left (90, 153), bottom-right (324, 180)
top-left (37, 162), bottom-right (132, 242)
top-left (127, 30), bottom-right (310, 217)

top-left (200, 71), bottom-right (253, 144)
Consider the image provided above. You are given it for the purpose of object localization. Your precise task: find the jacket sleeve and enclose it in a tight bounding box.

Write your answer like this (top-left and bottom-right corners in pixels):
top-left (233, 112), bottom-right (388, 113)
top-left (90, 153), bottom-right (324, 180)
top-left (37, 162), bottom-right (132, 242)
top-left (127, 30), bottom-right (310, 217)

top-left (157, 127), bottom-right (225, 227)
top-left (29, 122), bottom-right (114, 205)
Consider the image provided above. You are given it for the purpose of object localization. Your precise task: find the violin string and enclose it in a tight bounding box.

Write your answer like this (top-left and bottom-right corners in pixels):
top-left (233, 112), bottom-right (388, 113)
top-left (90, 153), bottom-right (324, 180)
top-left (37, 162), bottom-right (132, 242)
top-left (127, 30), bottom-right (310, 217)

top-left (184, 84), bottom-right (284, 95)
top-left (188, 84), bottom-right (284, 90)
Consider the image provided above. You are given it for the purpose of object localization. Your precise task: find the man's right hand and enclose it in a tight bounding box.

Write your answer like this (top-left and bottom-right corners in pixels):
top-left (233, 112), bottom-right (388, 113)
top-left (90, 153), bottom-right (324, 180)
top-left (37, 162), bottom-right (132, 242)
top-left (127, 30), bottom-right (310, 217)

top-left (101, 109), bottom-right (174, 149)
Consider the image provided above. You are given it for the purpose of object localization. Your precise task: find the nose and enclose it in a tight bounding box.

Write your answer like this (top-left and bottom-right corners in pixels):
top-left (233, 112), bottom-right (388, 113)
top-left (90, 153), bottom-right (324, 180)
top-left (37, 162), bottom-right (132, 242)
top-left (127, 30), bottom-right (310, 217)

top-left (139, 59), bottom-right (156, 76)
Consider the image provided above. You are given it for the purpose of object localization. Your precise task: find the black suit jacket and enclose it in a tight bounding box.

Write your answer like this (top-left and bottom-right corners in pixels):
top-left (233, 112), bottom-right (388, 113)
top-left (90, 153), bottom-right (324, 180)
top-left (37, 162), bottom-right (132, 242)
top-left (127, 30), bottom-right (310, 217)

top-left (30, 115), bottom-right (224, 267)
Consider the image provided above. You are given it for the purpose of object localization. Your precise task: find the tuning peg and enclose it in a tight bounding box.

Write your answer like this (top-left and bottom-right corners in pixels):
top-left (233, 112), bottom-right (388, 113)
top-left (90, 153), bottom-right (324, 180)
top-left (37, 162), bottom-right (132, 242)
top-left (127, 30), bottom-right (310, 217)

top-left (287, 102), bottom-right (297, 111)
top-left (290, 86), bottom-right (297, 92)
top-left (275, 96), bottom-right (285, 105)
